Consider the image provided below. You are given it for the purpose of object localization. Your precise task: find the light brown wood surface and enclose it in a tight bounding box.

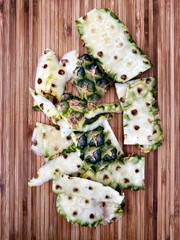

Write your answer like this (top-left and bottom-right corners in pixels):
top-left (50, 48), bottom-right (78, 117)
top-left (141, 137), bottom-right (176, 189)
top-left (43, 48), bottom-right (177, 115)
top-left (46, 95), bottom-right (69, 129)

top-left (0, 0), bottom-right (179, 239)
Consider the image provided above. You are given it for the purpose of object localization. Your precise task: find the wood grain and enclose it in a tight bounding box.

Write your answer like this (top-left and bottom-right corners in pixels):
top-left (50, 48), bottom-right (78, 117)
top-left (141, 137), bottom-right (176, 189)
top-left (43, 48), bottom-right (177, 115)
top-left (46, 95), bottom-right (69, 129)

top-left (0, 0), bottom-right (179, 239)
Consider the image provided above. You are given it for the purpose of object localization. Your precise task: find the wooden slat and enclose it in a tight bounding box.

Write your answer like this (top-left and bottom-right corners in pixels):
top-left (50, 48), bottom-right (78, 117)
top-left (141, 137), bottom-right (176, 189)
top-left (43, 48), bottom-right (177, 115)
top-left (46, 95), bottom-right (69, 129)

top-left (0, 0), bottom-right (179, 239)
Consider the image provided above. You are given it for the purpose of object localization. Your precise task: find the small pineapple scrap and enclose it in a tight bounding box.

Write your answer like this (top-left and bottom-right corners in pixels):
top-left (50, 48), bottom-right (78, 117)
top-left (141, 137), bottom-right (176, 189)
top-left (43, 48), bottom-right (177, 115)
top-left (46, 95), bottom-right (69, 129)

top-left (35, 49), bottom-right (78, 102)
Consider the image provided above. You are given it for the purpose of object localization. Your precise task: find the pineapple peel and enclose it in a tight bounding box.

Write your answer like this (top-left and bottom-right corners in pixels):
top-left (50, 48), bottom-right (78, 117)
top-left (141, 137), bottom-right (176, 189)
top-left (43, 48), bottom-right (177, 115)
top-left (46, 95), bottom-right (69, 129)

top-left (28, 8), bottom-right (163, 227)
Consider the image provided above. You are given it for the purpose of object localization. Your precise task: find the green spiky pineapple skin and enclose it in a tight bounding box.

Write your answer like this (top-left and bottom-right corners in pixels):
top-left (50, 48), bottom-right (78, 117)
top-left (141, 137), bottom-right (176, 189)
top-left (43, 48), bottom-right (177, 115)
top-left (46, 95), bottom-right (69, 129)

top-left (76, 9), bottom-right (152, 83)
top-left (74, 156), bottom-right (145, 190)
top-left (73, 124), bottom-right (123, 170)
top-left (56, 93), bottom-right (121, 131)
top-left (72, 54), bottom-right (113, 102)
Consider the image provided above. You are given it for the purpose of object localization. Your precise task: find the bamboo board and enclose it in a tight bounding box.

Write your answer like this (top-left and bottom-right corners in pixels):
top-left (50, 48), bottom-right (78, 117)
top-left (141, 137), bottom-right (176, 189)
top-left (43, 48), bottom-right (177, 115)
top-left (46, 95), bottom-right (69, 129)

top-left (0, 0), bottom-right (179, 239)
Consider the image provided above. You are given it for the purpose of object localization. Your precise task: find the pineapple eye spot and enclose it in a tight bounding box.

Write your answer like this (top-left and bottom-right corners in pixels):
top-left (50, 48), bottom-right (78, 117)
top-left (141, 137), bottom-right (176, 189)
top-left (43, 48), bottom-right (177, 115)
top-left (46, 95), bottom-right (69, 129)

top-left (64, 155), bottom-right (68, 159)
top-left (120, 97), bottom-right (125, 103)
top-left (112, 217), bottom-right (117, 222)
top-left (72, 211), bottom-right (78, 216)
top-left (73, 188), bottom-right (79, 192)
top-left (68, 196), bottom-right (72, 200)
top-left (103, 174), bottom-right (109, 180)
top-left (124, 30), bottom-right (129, 34)
top-left (55, 185), bottom-right (62, 190)
top-left (77, 173), bottom-right (81, 177)
top-left (58, 69), bottom-right (65, 75)
top-left (51, 83), bottom-right (56, 87)
top-left (97, 51), bottom-right (103, 57)
top-left (97, 15), bottom-right (103, 21)
top-left (81, 40), bottom-right (85, 47)
top-left (61, 59), bottom-right (68, 66)
top-left (102, 202), bottom-right (106, 207)
top-left (153, 130), bottom-right (157, 134)
top-left (121, 74), bottom-right (127, 80)
top-left (77, 165), bottom-right (81, 168)
top-left (117, 42), bottom-right (123, 48)
top-left (43, 64), bottom-right (48, 69)
top-left (131, 109), bottom-right (138, 115)
top-left (127, 61), bottom-right (133, 67)
top-left (32, 140), bottom-right (38, 146)
top-left (135, 169), bottom-right (139, 173)
top-left (85, 200), bottom-right (89, 204)
top-left (116, 166), bottom-right (121, 171)
top-left (111, 25), bottom-right (115, 29)
top-left (54, 146), bottom-right (59, 151)
top-left (137, 88), bottom-right (142, 94)
top-left (66, 135), bottom-right (72, 140)
top-left (83, 15), bottom-right (87, 20)
top-left (55, 169), bottom-right (59, 173)
top-left (55, 125), bottom-right (60, 130)
top-left (34, 92), bottom-right (38, 95)
top-left (143, 60), bottom-right (149, 64)
top-left (146, 78), bottom-right (151, 84)
top-left (147, 135), bottom-right (153, 141)
top-left (44, 49), bottom-right (50, 54)
top-left (124, 178), bottom-right (129, 183)
top-left (148, 119), bottom-right (152, 124)
top-left (42, 133), bottom-right (46, 138)
top-left (146, 102), bottom-right (151, 107)
top-left (37, 78), bottom-right (42, 84)
top-left (88, 186), bottom-right (93, 190)
top-left (87, 177), bottom-right (91, 180)
top-left (134, 125), bottom-right (140, 130)
top-left (132, 49), bottom-right (137, 54)
top-left (89, 214), bottom-right (95, 219)
top-left (105, 195), bottom-right (110, 199)
top-left (114, 56), bottom-right (118, 60)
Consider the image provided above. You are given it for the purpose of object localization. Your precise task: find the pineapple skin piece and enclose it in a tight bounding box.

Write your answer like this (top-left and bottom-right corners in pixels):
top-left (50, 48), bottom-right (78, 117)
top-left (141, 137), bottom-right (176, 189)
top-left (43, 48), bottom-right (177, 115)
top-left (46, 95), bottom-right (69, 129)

top-left (31, 122), bottom-right (73, 159)
top-left (76, 9), bottom-right (152, 83)
top-left (72, 54), bottom-right (113, 102)
top-left (74, 156), bottom-right (145, 191)
top-left (53, 174), bottom-right (124, 227)
top-left (28, 151), bottom-right (84, 187)
top-left (115, 77), bottom-right (163, 152)
top-left (52, 173), bottom-right (124, 204)
top-left (56, 193), bottom-right (124, 227)
top-left (35, 49), bottom-right (78, 102)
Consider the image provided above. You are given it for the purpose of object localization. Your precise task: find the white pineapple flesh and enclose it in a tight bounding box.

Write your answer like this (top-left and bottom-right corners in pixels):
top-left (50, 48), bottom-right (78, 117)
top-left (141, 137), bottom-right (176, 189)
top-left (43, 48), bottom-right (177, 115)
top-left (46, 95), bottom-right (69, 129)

top-left (115, 77), bottom-right (163, 151)
top-left (53, 174), bottom-right (124, 204)
top-left (56, 192), bottom-right (124, 227)
top-left (31, 122), bottom-right (73, 158)
top-left (76, 9), bottom-right (152, 83)
top-left (123, 81), bottom-right (155, 145)
top-left (28, 152), bottom-right (84, 187)
top-left (35, 49), bottom-right (78, 101)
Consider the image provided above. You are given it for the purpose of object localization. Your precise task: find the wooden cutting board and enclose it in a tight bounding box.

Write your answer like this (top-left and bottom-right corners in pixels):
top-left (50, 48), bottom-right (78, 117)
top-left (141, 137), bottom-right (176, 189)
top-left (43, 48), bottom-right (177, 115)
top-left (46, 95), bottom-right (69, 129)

top-left (0, 0), bottom-right (179, 239)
